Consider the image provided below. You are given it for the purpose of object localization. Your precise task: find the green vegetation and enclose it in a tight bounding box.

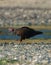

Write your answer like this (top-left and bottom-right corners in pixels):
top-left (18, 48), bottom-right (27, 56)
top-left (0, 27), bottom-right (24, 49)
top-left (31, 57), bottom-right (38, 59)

top-left (0, 60), bottom-right (7, 65)
top-left (6, 60), bottom-right (19, 64)
top-left (0, 59), bottom-right (20, 65)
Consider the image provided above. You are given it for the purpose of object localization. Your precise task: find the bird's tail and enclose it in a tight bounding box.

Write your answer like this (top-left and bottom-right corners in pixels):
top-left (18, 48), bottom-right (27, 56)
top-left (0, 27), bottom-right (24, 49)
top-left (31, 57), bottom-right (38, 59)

top-left (36, 31), bottom-right (43, 35)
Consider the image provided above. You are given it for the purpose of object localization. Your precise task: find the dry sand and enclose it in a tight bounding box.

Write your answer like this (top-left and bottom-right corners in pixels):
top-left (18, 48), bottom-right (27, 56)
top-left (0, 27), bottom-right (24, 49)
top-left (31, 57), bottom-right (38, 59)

top-left (0, 0), bottom-right (51, 8)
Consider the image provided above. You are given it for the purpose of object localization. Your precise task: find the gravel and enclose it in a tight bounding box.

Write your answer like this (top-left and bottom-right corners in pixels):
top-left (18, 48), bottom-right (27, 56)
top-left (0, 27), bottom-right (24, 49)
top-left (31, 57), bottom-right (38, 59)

top-left (0, 42), bottom-right (51, 65)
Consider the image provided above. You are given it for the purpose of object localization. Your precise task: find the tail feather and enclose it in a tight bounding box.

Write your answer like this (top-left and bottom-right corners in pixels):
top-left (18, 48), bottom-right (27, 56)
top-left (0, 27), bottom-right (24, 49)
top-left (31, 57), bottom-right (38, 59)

top-left (36, 31), bottom-right (43, 34)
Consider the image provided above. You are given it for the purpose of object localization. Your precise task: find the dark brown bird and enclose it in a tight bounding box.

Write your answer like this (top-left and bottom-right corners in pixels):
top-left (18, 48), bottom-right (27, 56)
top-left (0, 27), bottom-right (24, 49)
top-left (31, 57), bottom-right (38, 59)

top-left (9, 27), bottom-right (43, 41)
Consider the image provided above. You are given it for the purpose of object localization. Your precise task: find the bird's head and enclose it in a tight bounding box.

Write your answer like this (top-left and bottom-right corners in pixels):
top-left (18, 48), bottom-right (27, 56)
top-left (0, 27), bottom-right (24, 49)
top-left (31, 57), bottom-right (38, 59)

top-left (8, 28), bottom-right (15, 32)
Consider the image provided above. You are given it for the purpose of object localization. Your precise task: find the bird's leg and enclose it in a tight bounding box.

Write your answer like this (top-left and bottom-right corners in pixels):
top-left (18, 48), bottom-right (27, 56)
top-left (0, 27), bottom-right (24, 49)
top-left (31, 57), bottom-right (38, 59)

top-left (20, 36), bottom-right (25, 42)
top-left (20, 37), bottom-right (22, 42)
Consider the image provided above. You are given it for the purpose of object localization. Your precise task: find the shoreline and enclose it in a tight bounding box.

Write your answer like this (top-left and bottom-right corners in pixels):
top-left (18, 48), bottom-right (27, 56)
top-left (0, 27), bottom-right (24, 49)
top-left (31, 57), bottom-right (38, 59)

top-left (0, 39), bottom-right (51, 44)
top-left (0, 25), bottom-right (51, 30)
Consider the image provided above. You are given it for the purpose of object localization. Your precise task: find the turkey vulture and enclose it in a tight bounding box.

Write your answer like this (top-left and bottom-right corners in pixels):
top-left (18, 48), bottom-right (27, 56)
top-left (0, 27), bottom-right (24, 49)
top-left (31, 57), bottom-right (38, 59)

top-left (9, 27), bottom-right (43, 41)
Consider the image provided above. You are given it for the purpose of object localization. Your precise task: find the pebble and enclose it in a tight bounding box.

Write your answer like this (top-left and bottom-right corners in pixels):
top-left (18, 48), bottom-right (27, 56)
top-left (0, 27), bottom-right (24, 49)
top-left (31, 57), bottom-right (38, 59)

top-left (0, 42), bottom-right (51, 65)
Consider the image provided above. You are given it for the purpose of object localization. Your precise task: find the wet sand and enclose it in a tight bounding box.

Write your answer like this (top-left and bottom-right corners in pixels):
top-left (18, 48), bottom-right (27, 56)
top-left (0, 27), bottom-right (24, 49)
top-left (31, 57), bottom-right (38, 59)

top-left (0, 39), bottom-right (51, 44)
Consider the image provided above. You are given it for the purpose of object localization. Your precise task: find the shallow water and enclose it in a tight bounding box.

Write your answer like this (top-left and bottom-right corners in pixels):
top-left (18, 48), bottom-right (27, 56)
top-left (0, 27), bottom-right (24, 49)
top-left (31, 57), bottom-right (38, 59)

top-left (0, 29), bottom-right (51, 40)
